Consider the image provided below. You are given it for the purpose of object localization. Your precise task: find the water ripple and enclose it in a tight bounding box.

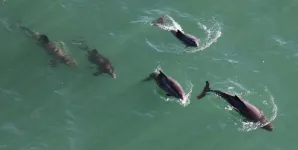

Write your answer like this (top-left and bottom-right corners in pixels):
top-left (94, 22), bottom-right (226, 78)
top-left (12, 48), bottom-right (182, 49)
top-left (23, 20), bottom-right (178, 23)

top-left (132, 8), bottom-right (222, 54)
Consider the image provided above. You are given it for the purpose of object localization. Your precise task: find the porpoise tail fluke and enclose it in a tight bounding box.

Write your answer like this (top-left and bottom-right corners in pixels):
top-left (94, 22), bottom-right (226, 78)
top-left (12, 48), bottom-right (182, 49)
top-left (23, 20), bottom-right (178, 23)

top-left (197, 81), bottom-right (211, 99)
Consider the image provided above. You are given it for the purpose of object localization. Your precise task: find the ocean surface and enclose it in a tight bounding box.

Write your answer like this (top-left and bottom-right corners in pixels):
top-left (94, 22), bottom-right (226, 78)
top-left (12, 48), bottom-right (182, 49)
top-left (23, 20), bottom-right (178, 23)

top-left (0, 0), bottom-right (297, 150)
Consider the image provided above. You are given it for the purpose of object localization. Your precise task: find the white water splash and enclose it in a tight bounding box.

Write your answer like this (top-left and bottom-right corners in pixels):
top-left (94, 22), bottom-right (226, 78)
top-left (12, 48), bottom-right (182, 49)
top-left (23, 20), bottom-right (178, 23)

top-left (131, 15), bottom-right (183, 31)
top-left (238, 87), bottom-right (278, 132)
top-left (152, 15), bottom-right (183, 31)
top-left (209, 81), bottom-right (277, 132)
top-left (194, 21), bottom-right (222, 52)
top-left (153, 16), bottom-right (221, 53)
top-left (132, 10), bottom-right (222, 53)
top-left (154, 81), bottom-right (193, 107)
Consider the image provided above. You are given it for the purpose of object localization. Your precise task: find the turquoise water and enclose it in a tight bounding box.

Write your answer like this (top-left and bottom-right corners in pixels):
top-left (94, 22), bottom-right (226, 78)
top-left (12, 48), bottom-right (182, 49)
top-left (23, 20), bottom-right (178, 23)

top-left (0, 0), bottom-right (297, 149)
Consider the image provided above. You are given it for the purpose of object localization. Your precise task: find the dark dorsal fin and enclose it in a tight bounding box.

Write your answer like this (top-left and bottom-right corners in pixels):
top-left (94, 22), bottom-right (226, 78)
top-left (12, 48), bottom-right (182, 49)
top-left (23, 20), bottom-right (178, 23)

top-left (158, 70), bottom-right (166, 77)
top-left (234, 95), bottom-right (239, 99)
top-left (90, 49), bottom-right (99, 56)
top-left (233, 95), bottom-right (248, 110)
top-left (91, 49), bottom-right (98, 53)
top-left (234, 95), bottom-right (242, 100)
top-left (176, 30), bottom-right (183, 37)
top-left (158, 71), bottom-right (169, 81)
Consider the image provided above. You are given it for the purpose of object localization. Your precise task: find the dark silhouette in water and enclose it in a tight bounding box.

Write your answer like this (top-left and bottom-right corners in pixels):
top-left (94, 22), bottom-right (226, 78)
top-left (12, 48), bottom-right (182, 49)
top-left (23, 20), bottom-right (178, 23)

top-left (197, 81), bottom-right (273, 132)
top-left (152, 15), bottom-right (200, 47)
top-left (143, 70), bottom-right (185, 100)
top-left (73, 40), bottom-right (116, 78)
top-left (17, 23), bottom-right (77, 67)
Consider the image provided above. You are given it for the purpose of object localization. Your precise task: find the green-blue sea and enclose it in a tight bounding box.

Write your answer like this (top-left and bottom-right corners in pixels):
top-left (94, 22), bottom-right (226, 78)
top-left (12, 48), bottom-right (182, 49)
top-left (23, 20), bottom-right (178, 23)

top-left (0, 0), bottom-right (297, 149)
